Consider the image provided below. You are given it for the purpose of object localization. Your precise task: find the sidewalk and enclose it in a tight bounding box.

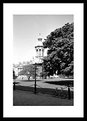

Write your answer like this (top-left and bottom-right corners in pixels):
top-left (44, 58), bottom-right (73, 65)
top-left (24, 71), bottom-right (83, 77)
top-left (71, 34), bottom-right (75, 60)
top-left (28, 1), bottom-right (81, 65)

top-left (15, 78), bottom-right (74, 91)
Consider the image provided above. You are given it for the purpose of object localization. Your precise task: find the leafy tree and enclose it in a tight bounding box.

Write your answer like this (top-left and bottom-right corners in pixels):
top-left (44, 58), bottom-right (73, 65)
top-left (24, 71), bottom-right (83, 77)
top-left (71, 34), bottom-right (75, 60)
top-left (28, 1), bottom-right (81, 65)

top-left (43, 23), bottom-right (74, 77)
top-left (40, 63), bottom-right (48, 79)
top-left (18, 64), bottom-right (39, 80)
top-left (13, 70), bottom-right (17, 79)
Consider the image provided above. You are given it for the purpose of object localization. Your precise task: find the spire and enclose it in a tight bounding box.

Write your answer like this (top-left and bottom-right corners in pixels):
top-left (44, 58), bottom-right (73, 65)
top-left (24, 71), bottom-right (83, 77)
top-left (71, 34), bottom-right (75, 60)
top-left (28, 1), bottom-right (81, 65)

top-left (35, 33), bottom-right (43, 46)
top-left (38, 33), bottom-right (42, 40)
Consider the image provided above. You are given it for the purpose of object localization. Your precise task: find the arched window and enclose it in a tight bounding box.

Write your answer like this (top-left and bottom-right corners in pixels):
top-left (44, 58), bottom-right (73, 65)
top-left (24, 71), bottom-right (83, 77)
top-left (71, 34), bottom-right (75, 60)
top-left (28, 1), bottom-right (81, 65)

top-left (39, 49), bottom-right (41, 51)
top-left (36, 49), bottom-right (38, 52)
top-left (39, 49), bottom-right (41, 56)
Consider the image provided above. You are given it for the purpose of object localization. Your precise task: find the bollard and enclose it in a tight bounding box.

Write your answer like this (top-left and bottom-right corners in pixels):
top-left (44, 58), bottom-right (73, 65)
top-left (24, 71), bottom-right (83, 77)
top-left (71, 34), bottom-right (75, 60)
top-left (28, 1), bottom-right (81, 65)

top-left (34, 81), bottom-right (36, 94)
top-left (68, 86), bottom-right (71, 99)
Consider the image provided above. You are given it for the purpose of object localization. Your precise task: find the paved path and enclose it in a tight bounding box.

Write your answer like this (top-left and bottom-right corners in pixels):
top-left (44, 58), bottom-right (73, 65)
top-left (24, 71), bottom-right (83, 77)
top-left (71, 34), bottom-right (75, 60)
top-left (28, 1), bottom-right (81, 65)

top-left (14, 78), bottom-right (74, 91)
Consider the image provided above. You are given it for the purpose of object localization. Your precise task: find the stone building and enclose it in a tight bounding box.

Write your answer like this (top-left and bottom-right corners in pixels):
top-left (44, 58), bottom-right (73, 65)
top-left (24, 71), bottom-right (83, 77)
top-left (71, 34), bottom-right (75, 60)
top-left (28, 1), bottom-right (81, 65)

top-left (34, 34), bottom-right (44, 78)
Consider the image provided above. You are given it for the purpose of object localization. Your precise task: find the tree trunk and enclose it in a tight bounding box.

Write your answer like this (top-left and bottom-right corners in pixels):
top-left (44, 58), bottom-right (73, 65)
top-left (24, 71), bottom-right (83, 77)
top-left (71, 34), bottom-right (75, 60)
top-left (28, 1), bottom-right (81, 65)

top-left (28, 77), bottom-right (30, 80)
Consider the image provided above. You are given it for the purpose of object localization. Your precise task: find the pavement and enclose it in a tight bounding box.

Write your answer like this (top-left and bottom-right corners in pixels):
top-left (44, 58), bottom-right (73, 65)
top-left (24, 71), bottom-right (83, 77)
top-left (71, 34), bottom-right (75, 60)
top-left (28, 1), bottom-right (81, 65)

top-left (14, 77), bottom-right (74, 91)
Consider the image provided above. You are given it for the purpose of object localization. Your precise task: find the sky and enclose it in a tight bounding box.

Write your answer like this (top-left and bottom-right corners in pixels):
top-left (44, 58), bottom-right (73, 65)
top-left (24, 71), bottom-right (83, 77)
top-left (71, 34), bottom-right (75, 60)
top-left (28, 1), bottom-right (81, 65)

top-left (13, 15), bottom-right (73, 64)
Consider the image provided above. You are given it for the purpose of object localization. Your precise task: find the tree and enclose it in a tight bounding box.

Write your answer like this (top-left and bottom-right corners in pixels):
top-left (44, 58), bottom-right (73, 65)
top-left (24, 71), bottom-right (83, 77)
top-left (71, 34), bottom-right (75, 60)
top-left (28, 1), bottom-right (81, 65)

top-left (13, 70), bottom-right (15, 79)
top-left (40, 63), bottom-right (48, 79)
top-left (13, 70), bottom-right (17, 79)
top-left (18, 64), bottom-right (39, 80)
top-left (43, 23), bottom-right (74, 77)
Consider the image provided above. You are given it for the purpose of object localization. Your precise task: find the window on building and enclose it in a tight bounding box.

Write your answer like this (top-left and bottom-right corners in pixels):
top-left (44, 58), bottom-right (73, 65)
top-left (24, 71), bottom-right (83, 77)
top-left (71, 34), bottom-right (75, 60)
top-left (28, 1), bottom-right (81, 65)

top-left (36, 49), bottom-right (38, 52)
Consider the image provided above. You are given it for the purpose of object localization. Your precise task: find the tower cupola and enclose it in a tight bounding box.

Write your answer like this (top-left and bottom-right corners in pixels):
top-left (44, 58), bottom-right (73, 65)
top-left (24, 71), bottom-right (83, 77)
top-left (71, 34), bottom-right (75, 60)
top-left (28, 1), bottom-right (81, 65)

top-left (35, 34), bottom-right (44, 63)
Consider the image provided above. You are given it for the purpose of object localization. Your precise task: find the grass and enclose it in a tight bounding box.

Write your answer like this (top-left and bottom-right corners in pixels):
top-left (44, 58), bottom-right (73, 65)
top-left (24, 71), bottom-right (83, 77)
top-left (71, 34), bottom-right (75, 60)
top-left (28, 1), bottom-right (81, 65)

top-left (13, 78), bottom-right (74, 105)
top-left (45, 80), bottom-right (73, 87)
top-left (13, 90), bottom-right (73, 106)
top-left (13, 85), bottom-right (73, 99)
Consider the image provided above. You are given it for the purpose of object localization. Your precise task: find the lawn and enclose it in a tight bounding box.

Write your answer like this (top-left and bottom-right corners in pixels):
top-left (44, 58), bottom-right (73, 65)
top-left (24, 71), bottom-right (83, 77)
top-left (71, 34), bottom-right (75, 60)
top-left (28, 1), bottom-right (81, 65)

top-left (13, 90), bottom-right (73, 106)
top-left (13, 78), bottom-right (74, 100)
top-left (45, 80), bottom-right (73, 87)
top-left (13, 84), bottom-right (73, 101)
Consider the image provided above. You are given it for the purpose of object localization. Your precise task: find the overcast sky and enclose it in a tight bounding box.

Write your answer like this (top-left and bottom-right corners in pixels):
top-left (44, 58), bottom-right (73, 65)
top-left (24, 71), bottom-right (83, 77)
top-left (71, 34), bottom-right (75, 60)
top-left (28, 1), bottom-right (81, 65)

top-left (13, 15), bottom-right (73, 64)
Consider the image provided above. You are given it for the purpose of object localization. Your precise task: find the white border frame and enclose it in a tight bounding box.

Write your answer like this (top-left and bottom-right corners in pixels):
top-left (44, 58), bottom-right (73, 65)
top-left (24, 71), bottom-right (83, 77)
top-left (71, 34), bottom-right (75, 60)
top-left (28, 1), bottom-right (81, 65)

top-left (3, 3), bottom-right (83, 117)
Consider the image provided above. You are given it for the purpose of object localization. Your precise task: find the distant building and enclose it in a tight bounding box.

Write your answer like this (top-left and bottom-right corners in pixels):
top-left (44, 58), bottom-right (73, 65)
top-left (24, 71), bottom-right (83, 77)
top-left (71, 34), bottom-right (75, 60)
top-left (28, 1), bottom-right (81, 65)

top-left (34, 34), bottom-right (44, 63)
top-left (33, 34), bottom-right (45, 78)
top-left (13, 34), bottom-right (45, 79)
top-left (13, 63), bottom-right (23, 76)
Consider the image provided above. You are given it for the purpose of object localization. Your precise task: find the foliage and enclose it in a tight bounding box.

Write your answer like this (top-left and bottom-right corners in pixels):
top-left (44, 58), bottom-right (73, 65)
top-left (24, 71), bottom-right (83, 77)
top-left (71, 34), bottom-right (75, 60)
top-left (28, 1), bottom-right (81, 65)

top-left (40, 63), bottom-right (48, 79)
top-left (13, 70), bottom-right (17, 79)
top-left (18, 64), bottom-right (39, 80)
top-left (43, 23), bottom-right (74, 76)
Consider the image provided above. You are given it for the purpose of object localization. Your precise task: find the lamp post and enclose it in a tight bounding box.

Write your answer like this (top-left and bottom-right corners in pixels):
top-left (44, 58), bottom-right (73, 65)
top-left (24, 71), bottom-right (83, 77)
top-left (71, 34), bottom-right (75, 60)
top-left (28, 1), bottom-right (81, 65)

top-left (34, 62), bottom-right (37, 94)
top-left (68, 85), bottom-right (71, 100)
top-left (32, 58), bottom-right (37, 94)
top-left (13, 69), bottom-right (16, 90)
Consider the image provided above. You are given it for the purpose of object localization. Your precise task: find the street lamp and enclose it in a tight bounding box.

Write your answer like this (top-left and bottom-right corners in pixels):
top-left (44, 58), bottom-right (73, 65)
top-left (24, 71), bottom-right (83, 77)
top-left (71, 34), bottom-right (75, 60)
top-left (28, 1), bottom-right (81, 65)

top-left (34, 62), bottom-right (37, 94)
top-left (33, 58), bottom-right (37, 94)
top-left (13, 69), bottom-right (16, 90)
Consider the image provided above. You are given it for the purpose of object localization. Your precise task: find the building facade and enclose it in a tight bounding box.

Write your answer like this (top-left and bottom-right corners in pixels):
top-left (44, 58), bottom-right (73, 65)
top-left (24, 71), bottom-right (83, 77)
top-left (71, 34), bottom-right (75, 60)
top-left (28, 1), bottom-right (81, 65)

top-left (34, 34), bottom-right (44, 78)
top-left (35, 35), bottom-right (44, 64)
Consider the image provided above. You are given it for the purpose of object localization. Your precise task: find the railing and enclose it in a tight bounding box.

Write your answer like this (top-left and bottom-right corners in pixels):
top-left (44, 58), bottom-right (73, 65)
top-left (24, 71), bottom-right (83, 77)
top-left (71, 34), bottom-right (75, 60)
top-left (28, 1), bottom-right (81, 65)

top-left (54, 86), bottom-right (73, 99)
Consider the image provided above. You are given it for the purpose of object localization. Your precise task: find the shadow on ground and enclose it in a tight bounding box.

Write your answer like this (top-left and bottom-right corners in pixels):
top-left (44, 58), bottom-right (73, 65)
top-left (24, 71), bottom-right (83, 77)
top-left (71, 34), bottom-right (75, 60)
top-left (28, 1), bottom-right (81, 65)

top-left (13, 90), bottom-right (73, 106)
top-left (45, 80), bottom-right (73, 87)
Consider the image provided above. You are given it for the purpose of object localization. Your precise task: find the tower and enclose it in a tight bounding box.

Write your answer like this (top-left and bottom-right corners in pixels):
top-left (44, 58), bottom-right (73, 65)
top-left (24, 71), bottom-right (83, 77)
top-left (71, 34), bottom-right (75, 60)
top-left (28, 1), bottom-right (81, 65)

top-left (35, 34), bottom-right (44, 63)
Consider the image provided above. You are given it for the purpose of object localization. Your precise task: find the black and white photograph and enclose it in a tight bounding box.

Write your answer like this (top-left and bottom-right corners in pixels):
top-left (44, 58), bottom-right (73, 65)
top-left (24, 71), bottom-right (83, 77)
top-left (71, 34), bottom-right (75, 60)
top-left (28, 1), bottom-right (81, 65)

top-left (13, 15), bottom-right (74, 106)
top-left (3, 3), bottom-right (83, 117)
